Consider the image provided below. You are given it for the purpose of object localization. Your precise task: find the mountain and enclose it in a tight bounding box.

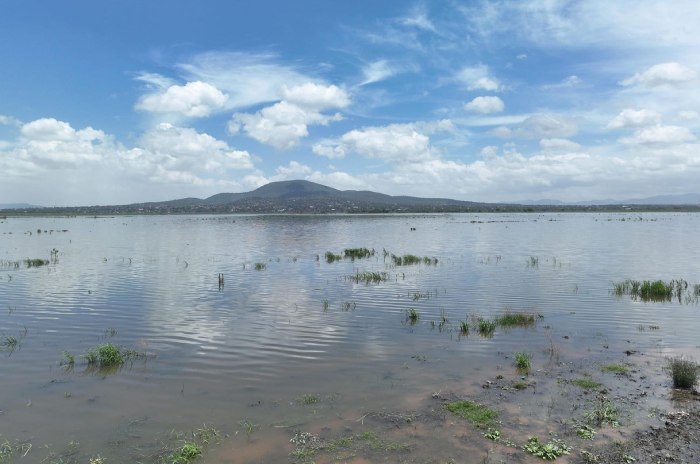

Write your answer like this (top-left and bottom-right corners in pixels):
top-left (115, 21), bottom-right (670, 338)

top-left (518, 193), bottom-right (700, 206)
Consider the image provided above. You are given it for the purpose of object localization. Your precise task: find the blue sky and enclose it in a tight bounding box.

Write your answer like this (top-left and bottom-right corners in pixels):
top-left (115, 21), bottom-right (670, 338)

top-left (1, 1), bottom-right (699, 206)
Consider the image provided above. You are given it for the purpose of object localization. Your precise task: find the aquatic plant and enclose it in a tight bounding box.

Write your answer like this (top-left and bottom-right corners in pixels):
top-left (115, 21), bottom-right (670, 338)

top-left (612, 279), bottom-right (693, 302)
top-left (601, 363), bottom-right (628, 375)
top-left (344, 248), bottom-right (374, 260)
top-left (253, 262), bottom-right (266, 271)
top-left (576, 425), bottom-right (597, 440)
top-left (85, 343), bottom-right (123, 367)
top-left (668, 357), bottom-right (698, 389)
top-left (445, 400), bottom-right (498, 426)
top-left (476, 318), bottom-right (496, 337)
top-left (350, 271), bottom-right (389, 284)
top-left (514, 352), bottom-right (531, 371)
top-left (24, 258), bottom-right (49, 268)
top-left (458, 321), bottom-right (469, 335)
top-left (0, 335), bottom-right (18, 352)
top-left (325, 251), bottom-right (342, 263)
top-left (406, 308), bottom-right (419, 324)
top-left (494, 311), bottom-right (536, 328)
top-left (570, 378), bottom-right (602, 390)
top-left (298, 393), bottom-right (319, 405)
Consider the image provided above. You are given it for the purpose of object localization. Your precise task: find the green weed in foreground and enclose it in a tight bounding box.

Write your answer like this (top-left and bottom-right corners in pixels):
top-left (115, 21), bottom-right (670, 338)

top-left (0, 335), bottom-right (19, 352)
top-left (514, 352), bottom-right (531, 371)
top-left (391, 254), bottom-right (438, 266)
top-left (253, 262), bottom-right (267, 271)
top-left (172, 443), bottom-right (201, 463)
top-left (477, 318), bottom-right (496, 337)
top-left (459, 321), bottom-right (469, 335)
top-left (585, 395), bottom-right (619, 427)
top-left (601, 363), bottom-right (629, 375)
top-left (445, 400), bottom-right (498, 426)
top-left (570, 378), bottom-right (603, 390)
top-left (668, 357), bottom-right (698, 389)
top-left (298, 393), bottom-right (319, 405)
top-left (325, 252), bottom-right (342, 263)
top-left (83, 343), bottom-right (146, 368)
top-left (523, 437), bottom-right (571, 460)
top-left (576, 425), bottom-right (597, 440)
top-left (406, 309), bottom-right (419, 324)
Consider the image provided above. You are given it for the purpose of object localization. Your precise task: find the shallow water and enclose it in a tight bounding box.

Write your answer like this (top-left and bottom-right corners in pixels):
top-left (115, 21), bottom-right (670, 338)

top-left (0, 213), bottom-right (699, 462)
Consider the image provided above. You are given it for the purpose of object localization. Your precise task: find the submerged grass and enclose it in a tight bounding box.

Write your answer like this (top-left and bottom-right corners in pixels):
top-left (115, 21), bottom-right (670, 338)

top-left (601, 363), bottom-right (629, 375)
top-left (571, 378), bottom-right (603, 390)
top-left (24, 258), bottom-right (49, 268)
top-left (514, 352), bottom-right (532, 371)
top-left (445, 400), bottom-right (498, 426)
top-left (494, 311), bottom-right (536, 328)
top-left (325, 252), bottom-right (342, 263)
top-left (476, 318), bottom-right (496, 337)
top-left (349, 271), bottom-right (389, 284)
top-left (391, 254), bottom-right (438, 266)
top-left (344, 248), bottom-right (375, 260)
top-left (83, 343), bottom-right (146, 368)
top-left (612, 279), bottom-right (695, 302)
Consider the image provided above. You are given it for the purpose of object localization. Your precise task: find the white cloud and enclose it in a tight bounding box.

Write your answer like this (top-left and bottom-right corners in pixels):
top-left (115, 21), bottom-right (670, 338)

top-left (539, 138), bottom-right (582, 152)
top-left (457, 65), bottom-right (502, 91)
top-left (177, 51), bottom-right (312, 109)
top-left (619, 125), bottom-right (696, 144)
top-left (0, 115), bottom-right (21, 126)
top-left (360, 60), bottom-right (396, 85)
top-left (607, 109), bottom-right (661, 129)
top-left (312, 121), bottom-right (451, 163)
top-left (542, 75), bottom-right (581, 89)
top-left (489, 126), bottom-right (514, 138)
top-left (139, 123), bottom-right (253, 175)
top-left (136, 81), bottom-right (228, 118)
top-left (281, 83), bottom-right (349, 110)
top-left (271, 161), bottom-right (312, 181)
top-left (464, 96), bottom-right (505, 114)
top-left (520, 114), bottom-right (578, 138)
top-left (620, 62), bottom-right (697, 88)
top-left (399, 6), bottom-right (436, 32)
top-left (307, 170), bottom-right (368, 190)
top-left (232, 83), bottom-right (348, 149)
top-left (16, 118), bottom-right (111, 165)
top-left (679, 111), bottom-right (699, 120)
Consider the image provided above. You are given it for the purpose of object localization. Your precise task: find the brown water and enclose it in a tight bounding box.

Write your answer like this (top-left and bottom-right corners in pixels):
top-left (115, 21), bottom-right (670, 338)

top-left (0, 213), bottom-right (699, 462)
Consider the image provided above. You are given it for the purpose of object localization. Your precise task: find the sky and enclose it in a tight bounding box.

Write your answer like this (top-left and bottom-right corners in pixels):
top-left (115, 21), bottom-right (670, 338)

top-left (1, 0), bottom-right (699, 206)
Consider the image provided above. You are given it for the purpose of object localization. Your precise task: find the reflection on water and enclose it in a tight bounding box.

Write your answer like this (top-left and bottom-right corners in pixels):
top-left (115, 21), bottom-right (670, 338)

top-left (1, 213), bottom-right (699, 462)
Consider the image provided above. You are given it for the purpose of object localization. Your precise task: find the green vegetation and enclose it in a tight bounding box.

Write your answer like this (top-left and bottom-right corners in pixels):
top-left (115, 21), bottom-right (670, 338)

top-left (172, 443), bottom-right (201, 463)
top-left (571, 378), bottom-right (603, 390)
top-left (527, 256), bottom-right (539, 268)
top-left (514, 352), bottom-right (531, 371)
top-left (322, 299), bottom-right (330, 311)
top-left (522, 437), bottom-right (571, 460)
top-left (494, 311), bottom-right (536, 328)
top-left (349, 271), bottom-right (389, 284)
top-left (0, 439), bottom-right (32, 462)
top-left (238, 419), bottom-right (258, 440)
top-left (298, 393), bottom-right (319, 405)
top-left (513, 381), bottom-right (529, 390)
top-left (668, 357), bottom-right (698, 389)
top-left (585, 395), bottom-right (619, 427)
top-left (477, 318), bottom-right (496, 337)
top-left (406, 308), bottom-right (419, 324)
top-left (344, 248), bottom-right (374, 260)
top-left (62, 351), bottom-right (75, 367)
top-left (83, 343), bottom-right (145, 368)
top-left (612, 279), bottom-right (694, 302)
top-left (576, 425), bottom-right (597, 440)
top-left (458, 321), bottom-right (469, 335)
top-left (0, 335), bottom-right (19, 352)
top-left (24, 258), bottom-right (49, 267)
top-left (445, 400), bottom-right (498, 426)
top-left (601, 363), bottom-right (629, 375)
top-left (325, 251), bottom-right (342, 263)
top-left (324, 430), bottom-right (409, 454)
top-left (253, 262), bottom-right (267, 270)
top-left (391, 254), bottom-right (438, 266)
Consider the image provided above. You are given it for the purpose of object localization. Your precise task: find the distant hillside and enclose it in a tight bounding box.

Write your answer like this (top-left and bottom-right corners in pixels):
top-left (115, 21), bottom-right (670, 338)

top-left (3, 181), bottom-right (700, 215)
top-left (0, 203), bottom-right (43, 209)
top-left (519, 193), bottom-right (700, 206)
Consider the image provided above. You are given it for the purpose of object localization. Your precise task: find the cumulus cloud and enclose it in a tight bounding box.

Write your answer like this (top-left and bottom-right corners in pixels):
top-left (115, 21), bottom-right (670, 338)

top-left (679, 111), bottom-right (699, 120)
top-left (620, 62), bottom-right (697, 88)
top-left (619, 125), bottom-right (696, 144)
top-left (136, 81), bottom-right (229, 117)
top-left (0, 115), bottom-right (21, 126)
top-left (313, 121), bottom-right (451, 163)
top-left (17, 118), bottom-right (111, 165)
top-left (231, 83), bottom-right (348, 149)
top-left (607, 109), bottom-right (661, 129)
top-left (457, 65), bottom-right (502, 91)
top-left (464, 96), bottom-right (505, 113)
top-left (139, 123), bottom-right (253, 179)
top-left (542, 75), bottom-right (582, 89)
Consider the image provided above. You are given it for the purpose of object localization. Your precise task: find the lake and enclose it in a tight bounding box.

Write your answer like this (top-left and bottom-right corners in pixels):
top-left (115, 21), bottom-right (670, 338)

top-left (1, 213), bottom-right (699, 463)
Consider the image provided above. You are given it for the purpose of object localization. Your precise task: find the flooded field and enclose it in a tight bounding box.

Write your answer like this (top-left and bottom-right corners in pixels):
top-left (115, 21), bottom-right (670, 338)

top-left (1, 213), bottom-right (699, 463)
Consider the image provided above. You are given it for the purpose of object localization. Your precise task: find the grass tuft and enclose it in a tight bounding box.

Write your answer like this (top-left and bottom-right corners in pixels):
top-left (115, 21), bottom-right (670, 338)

top-left (445, 400), bottom-right (498, 426)
top-left (477, 318), bottom-right (496, 337)
top-left (514, 352), bottom-right (531, 371)
top-left (668, 357), bottom-right (698, 389)
top-left (494, 312), bottom-right (536, 328)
